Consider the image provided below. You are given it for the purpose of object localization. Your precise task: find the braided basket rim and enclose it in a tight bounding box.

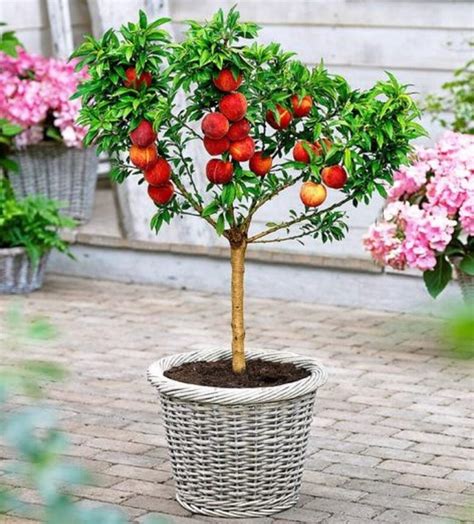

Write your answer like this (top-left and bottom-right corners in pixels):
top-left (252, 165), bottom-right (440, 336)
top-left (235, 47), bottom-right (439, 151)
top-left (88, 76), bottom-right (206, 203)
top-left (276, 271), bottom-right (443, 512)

top-left (148, 348), bottom-right (327, 405)
top-left (0, 247), bottom-right (28, 257)
top-left (14, 140), bottom-right (85, 151)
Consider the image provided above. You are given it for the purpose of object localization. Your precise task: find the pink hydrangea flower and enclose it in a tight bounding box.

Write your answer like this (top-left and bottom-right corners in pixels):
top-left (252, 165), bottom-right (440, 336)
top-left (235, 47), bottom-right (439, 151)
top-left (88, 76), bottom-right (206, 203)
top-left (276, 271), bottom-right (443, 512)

top-left (365, 132), bottom-right (473, 273)
top-left (0, 47), bottom-right (88, 148)
top-left (460, 195), bottom-right (474, 235)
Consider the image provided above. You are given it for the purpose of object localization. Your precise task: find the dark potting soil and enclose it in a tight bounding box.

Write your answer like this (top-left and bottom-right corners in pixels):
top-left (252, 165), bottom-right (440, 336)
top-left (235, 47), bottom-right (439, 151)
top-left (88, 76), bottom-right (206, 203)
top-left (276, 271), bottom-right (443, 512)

top-left (164, 358), bottom-right (310, 388)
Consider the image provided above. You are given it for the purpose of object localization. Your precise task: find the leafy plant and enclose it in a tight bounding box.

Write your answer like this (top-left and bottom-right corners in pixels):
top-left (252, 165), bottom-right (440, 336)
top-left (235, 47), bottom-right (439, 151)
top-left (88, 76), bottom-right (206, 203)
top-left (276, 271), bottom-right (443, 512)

top-left (73, 8), bottom-right (424, 373)
top-left (0, 309), bottom-right (166, 524)
top-left (424, 44), bottom-right (474, 134)
top-left (364, 132), bottom-right (473, 299)
top-left (0, 22), bottom-right (22, 57)
top-left (0, 178), bottom-right (75, 263)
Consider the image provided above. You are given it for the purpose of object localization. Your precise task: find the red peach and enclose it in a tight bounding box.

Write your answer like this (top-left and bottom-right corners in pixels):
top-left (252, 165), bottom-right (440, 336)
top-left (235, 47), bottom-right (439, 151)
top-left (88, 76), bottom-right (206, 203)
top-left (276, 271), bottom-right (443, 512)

top-left (130, 144), bottom-right (158, 170)
top-left (321, 165), bottom-right (348, 189)
top-left (201, 112), bottom-right (230, 140)
top-left (147, 182), bottom-right (174, 205)
top-left (124, 67), bottom-right (152, 89)
top-left (249, 152), bottom-right (272, 177)
top-left (229, 136), bottom-right (255, 162)
top-left (293, 141), bottom-right (319, 164)
top-left (213, 69), bottom-right (243, 92)
top-left (144, 157), bottom-right (171, 186)
top-left (291, 95), bottom-right (313, 118)
top-left (219, 92), bottom-right (247, 122)
top-left (266, 105), bottom-right (293, 130)
top-left (203, 136), bottom-right (230, 156)
top-left (313, 137), bottom-right (332, 156)
top-left (206, 159), bottom-right (234, 184)
top-left (300, 182), bottom-right (327, 207)
top-left (130, 120), bottom-right (157, 147)
top-left (227, 119), bottom-right (251, 141)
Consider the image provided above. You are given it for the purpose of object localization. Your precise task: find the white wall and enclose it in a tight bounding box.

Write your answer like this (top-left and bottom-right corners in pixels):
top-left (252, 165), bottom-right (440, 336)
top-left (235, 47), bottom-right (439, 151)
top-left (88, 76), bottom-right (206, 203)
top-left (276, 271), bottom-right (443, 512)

top-left (1, 0), bottom-right (472, 258)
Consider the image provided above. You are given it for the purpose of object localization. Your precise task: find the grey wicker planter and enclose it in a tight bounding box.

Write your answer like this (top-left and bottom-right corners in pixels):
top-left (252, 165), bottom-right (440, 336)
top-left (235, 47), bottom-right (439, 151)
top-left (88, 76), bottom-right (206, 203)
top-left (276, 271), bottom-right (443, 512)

top-left (11, 142), bottom-right (99, 224)
top-left (0, 247), bottom-right (49, 294)
top-left (451, 257), bottom-right (474, 304)
top-left (148, 348), bottom-right (327, 518)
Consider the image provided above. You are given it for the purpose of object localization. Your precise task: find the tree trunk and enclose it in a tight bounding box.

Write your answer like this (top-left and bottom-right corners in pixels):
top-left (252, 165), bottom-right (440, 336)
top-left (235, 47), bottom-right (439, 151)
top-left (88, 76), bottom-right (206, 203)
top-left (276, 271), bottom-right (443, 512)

top-left (230, 241), bottom-right (247, 374)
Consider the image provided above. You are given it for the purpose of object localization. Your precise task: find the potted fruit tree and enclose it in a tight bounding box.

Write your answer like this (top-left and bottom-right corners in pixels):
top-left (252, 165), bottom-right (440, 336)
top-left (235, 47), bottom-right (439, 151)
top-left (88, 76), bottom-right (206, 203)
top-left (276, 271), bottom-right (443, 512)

top-left (0, 35), bottom-right (98, 223)
top-left (73, 9), bottom-right (423, 517)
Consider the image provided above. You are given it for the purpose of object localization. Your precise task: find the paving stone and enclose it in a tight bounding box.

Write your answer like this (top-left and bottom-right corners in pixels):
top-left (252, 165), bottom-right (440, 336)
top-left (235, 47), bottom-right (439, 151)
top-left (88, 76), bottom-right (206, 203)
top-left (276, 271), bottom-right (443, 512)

top-left (412, 488), bottom-right (474, 507)
top-left (346, 433), bottom-right (413, 450)
top-left (273, 508), bottom-right (330, 522)
top-left (392, 430), bottom-right (462, 446)
top-left (92, 450), bottom-right (162, 468)
top-left (377, 459), bottom-right (452, 478)
top-left (304, 497), bottom-right (381, 519)
top-left (362, 446), bottom-right (435, 464)
top-left (446, 469), bottom-right (474, 482)
top-left (122, 495), bottom-right (191, 516)
top-left (343, 479), bottom-right (420, 498)
top-left (359, 493), bottom-right (438, 513)
top-left (310, 449), bottom-right (381, 468)
top-left (300, 483), bottom-right (365, 501)
top-left (430, 504), bottom-right (474, 521)
top-left (374, 509), bottom-right (458, 523)
top-left (393, 473), bottom-right (470, 493)
top-left (103, 465), bottom-right (171, 483)
top-left (412, 443), bottom-right (472, 459)
top-left (86, 437), bottom-right (152, 454)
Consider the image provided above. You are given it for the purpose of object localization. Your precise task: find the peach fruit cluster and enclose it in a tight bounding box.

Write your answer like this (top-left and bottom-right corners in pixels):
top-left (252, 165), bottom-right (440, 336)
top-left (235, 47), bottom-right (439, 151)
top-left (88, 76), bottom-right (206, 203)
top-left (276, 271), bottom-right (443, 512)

top-left (126, 68), bottom-right (174, 205)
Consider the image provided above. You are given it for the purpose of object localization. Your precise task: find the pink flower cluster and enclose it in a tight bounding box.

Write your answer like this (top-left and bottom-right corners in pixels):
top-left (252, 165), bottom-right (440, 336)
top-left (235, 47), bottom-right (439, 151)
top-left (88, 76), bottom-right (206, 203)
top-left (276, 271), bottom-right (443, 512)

top-left (364, 132), bottom-right (474, 271)
top-left (0, 47), bottom-right (88, 148)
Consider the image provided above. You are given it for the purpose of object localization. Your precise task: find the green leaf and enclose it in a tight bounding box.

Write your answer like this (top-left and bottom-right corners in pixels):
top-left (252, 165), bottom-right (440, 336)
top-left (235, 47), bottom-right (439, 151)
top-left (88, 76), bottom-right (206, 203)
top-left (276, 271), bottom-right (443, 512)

top-left (1, 122), bottom-right (23, 136)
top-left (139, 10), bottom-right (148, 29)
top-left (216, 214), bottom-right (225, 235)
top-left (201, 201), bottom-right (219, 217)
top-left (459, 254), bottom-right (474, 276)
top-left (0, 158), bottom-right (19, 172)
top-left (423, 256), bottom-right (452, 299)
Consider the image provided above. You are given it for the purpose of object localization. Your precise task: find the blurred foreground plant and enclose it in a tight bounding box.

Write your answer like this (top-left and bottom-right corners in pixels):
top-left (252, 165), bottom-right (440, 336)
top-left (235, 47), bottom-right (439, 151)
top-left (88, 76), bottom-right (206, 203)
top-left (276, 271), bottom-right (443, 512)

top-left (0, 307), bottom-right (164, 523)
top-left (441, 303), bottom-right (474, 360)
top-left (424, 45), bottom-right (474, 135)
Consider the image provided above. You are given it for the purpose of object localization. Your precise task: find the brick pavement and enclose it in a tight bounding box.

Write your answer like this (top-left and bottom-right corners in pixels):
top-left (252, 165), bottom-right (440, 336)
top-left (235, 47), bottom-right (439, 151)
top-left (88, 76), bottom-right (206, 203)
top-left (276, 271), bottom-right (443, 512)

top-left (0, 275), bottom-right (473, 523)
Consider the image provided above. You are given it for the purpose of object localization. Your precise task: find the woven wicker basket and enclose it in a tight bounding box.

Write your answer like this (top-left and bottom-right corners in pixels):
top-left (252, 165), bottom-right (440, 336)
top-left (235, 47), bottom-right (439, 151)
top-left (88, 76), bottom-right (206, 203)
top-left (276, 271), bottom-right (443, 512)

top-left (11, 142), bottom-right (99, 224)
top-left (451, 257), bottom-right (474, 304)
top-left (0, 247), bottom-right (49, 294)
top-left (148, 348), bottom-right (327, 518)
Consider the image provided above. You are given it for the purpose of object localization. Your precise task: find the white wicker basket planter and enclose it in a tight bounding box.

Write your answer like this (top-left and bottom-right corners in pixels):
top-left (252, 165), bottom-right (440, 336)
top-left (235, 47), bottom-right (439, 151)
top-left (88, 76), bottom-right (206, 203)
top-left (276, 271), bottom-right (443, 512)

top-left (148, 348), bottom-right (327, 518)
top-left (451, 257), bottom-right (474, 304)
top-left (0, 247), bottom-right (49, 294)
top-left (11, 142), bottom-right (99, 224)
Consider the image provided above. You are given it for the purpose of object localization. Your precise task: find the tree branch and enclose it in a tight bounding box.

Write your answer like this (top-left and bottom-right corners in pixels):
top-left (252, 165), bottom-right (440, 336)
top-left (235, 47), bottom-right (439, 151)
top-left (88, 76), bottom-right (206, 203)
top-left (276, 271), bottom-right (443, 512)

top-left (252, 230), bottom-right (309, 244)
top-left (247, 195), bottom-right (352, 243)
top-left (245, 172), bottom-right (305, 226)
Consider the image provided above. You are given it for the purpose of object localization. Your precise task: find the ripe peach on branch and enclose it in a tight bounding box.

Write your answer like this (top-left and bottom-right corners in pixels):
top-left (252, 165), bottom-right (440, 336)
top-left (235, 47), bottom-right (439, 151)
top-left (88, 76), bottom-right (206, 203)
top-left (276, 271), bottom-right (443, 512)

top-left (124, 66), bottom-right (152, 89)
top-left (130, 120), bottom-right (157, 147)
top-left (130, 144), bottom-right (158, 170)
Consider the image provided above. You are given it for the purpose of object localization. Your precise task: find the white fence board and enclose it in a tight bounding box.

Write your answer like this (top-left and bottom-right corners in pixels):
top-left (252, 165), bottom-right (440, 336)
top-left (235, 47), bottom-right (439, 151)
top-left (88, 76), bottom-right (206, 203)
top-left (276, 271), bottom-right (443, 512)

top-left (169, 0), bottom-right (474, 30)
top-left (257, 25), bottom-right (472, 70)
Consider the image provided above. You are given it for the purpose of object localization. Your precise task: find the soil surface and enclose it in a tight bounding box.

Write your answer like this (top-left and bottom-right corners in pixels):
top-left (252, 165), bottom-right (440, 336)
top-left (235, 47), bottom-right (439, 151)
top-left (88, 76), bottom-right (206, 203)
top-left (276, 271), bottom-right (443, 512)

top-left (164, 358), bottom-right (311, 388)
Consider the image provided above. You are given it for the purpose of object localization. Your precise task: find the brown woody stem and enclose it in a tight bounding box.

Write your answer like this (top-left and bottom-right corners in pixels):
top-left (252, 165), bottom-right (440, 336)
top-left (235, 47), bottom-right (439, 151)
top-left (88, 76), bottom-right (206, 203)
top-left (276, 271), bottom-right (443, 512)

top-left (230, 236), bottom-right (247, 374)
